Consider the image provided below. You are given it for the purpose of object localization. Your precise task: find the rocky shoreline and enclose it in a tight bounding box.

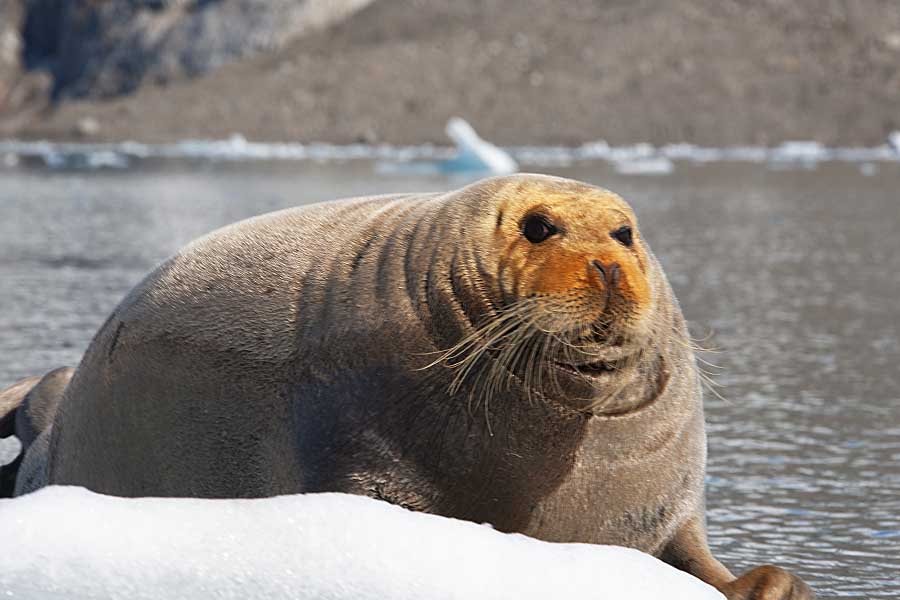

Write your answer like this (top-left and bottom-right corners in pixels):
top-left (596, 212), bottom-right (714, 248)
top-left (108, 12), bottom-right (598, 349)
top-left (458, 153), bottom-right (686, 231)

top-left (2, 1), bottom-right (899, 146)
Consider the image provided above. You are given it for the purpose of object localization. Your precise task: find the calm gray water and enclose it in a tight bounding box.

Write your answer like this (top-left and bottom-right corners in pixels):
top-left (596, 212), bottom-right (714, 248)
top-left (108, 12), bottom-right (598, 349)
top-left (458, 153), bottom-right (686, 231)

top-left (1, 161), bottom-right (898, 597)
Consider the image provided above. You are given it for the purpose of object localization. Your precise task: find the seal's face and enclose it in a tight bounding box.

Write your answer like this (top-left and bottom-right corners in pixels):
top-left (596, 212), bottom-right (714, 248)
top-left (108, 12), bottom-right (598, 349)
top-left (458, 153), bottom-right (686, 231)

top-left (440, 176), bottom-right (661, 410)
top-left (491, 181), bottom-right (653, 334)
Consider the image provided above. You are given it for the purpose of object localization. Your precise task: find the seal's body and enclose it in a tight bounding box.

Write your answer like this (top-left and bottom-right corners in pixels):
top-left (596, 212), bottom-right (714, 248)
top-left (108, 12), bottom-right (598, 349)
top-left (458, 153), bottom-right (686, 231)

top-left (0, 175), bottom-right (810, 599)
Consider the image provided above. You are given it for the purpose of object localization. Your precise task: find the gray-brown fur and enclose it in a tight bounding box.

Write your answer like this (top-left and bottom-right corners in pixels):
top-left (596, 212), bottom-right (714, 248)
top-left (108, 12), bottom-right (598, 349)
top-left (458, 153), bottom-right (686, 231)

top-left (2, 174), bottom-right (811, 598)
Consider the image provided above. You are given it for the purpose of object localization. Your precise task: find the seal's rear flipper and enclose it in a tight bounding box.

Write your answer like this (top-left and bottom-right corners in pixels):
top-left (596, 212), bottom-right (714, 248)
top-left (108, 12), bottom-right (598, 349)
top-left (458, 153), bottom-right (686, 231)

top-left (0, 376), bottom-right (41, 439)
top-left (0, 368), bottom-right (73, 497)
top-left (1, 375), bottom-right (40, 497)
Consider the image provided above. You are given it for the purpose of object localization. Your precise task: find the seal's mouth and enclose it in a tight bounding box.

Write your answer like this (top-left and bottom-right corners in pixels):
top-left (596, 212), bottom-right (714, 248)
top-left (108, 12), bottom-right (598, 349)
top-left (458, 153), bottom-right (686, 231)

top-left (553, 353), bottom-right (636, 380)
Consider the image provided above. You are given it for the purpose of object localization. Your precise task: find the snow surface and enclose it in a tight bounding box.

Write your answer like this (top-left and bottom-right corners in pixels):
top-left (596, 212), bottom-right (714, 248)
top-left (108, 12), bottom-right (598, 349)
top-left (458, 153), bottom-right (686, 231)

top-left (0, 487), bottom-right (724, 600)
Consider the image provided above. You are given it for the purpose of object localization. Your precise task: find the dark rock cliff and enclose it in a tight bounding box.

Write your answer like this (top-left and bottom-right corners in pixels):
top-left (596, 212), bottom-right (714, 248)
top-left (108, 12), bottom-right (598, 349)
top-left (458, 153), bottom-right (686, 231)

top-left (15, 0), bottom-right (373, 99)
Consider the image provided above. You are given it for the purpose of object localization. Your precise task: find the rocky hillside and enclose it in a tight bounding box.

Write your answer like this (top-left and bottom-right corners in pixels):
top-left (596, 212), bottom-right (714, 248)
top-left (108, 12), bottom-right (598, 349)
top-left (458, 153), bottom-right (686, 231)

top-left (19, 0), bottom-right (373, 99)
top-left (3, 0), bottom-right (900, 145)
top-left (0, 0), bottom-right (51, 136)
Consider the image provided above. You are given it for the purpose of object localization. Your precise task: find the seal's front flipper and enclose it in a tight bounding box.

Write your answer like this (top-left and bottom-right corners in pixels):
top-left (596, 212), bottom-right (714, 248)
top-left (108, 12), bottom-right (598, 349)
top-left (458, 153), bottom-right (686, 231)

top-left (661, 515), bottom-right (814, 599)
top-left (721, 565), bottom-right (814, 600)
top-left (0, 368), bottom-right (73, 497)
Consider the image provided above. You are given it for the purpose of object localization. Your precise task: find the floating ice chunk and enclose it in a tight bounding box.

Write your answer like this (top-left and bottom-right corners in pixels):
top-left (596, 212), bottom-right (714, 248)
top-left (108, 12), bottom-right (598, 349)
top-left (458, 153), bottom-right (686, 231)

top-left (831, 146), bottom-right (895, 162)
top-left (119, 140), bottom-right (152, 158)
top-left (771, 141), bottom-right (828, 163)
top-left (888, 131), bottom-right (900, 154)
top-left (859, 163), bottom-right (877, 176)
top-left (84, 150), bottom-right (130, 169)
top-left (41, 149), bottom-right (67, 168)
top-left (612, 156), bottom-right (675, 175)
top-left (374, 160), bottom-right (442, 175)
top-left (608, 143), bottom-right (656, 162)
top-left (442, 117), bottom-right (519, 174)
top-left (512, 145), bottom-right (573, 167)
top-left (722, 146), bottom-right (770, 162)
top-left (576, 139), bottom-right (611, 160)
top-left (0, 487), bottom-right (723, 600)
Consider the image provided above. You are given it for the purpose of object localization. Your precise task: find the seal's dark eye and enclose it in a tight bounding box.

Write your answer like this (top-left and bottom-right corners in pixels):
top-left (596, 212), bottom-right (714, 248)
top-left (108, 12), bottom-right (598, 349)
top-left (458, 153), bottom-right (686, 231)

top-left (522, 214), bottom-right (557, 244)
top-left (611, 225), bottom-right (633, 247)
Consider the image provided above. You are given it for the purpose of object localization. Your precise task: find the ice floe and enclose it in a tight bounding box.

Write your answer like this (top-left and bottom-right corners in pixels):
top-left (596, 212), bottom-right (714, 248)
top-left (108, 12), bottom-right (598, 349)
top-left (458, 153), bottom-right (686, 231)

top-left (0, 486), bottom-right (724, 600)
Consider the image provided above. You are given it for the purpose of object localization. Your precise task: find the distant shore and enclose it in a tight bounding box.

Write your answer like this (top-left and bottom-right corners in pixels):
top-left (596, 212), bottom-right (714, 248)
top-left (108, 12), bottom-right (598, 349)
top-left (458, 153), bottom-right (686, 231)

top-left (3, 1), bottom-right (899, 146)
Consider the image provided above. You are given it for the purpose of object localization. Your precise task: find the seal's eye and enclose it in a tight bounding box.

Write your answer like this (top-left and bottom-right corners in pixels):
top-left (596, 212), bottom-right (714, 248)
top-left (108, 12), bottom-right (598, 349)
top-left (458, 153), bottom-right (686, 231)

top-left (611, 225), bottom-right (633, 247)
top-left (522, 214), bottom-right (557, 244)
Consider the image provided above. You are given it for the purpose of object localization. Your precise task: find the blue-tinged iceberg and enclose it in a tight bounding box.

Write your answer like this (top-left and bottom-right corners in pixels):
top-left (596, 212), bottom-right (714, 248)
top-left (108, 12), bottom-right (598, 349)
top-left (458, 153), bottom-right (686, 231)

top-left (441, 117), bottom-right (519, 175)
top-left (0, 486), bottom-right (723, 600)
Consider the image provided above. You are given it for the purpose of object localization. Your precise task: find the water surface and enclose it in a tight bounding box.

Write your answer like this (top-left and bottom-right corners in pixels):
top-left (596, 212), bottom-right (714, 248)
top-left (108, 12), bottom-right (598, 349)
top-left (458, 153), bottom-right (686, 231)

top-left (1, 160), bottom-right (898, 596)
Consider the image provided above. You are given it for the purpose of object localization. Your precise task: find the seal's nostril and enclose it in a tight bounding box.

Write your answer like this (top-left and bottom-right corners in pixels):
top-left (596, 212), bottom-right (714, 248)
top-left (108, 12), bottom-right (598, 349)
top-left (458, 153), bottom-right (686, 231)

top-left (592, 260), bottom-right (607, 282)
top-left (608, 262), bottom-right (620, 287)
top-left (592, 260), bottom-right (621, 287)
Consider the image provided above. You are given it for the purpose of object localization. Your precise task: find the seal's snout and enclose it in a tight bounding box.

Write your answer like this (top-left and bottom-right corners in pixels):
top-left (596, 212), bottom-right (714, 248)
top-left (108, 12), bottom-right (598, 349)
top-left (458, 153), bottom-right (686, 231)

top-left (591, 260), bottom-right (620, 289)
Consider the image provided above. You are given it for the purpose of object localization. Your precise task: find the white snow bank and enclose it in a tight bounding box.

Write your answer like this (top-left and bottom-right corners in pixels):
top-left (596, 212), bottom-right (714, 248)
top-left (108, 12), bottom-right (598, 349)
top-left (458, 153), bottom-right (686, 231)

top-left (0, 487), bottom-right (723, 600)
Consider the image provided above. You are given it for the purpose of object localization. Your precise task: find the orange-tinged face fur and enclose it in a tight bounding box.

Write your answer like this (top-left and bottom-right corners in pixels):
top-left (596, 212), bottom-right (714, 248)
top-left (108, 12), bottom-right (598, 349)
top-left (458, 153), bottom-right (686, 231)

top-left (487, 179), bottom-right (654, 344)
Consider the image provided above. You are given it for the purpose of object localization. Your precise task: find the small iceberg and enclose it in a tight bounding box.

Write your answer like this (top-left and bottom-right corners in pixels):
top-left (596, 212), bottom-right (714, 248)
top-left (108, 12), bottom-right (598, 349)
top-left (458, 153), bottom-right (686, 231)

top-left (0, 486), bottom-right (723, 600)
top-left (375, 117), bottom-right (518, 177)
top-left (441, 117), bottom-right (519, 175)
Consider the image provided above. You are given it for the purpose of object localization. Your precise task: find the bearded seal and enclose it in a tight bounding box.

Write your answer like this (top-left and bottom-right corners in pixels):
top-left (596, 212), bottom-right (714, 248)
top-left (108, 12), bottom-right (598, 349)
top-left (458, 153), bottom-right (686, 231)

top-left (0, 174), bottom-right (811, 599)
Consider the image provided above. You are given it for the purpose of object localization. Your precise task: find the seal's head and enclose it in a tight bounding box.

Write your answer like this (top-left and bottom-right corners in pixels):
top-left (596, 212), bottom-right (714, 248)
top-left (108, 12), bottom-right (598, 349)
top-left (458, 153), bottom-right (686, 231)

top-left (436, 174), bottom-right (668, 413)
